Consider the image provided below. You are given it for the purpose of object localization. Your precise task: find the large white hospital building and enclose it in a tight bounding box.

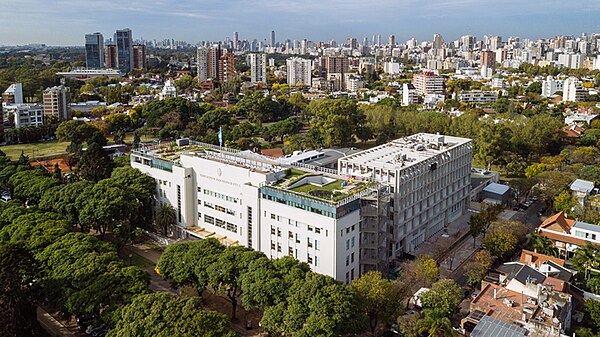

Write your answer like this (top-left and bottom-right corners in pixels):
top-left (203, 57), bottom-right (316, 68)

top-left (131, 133), bottom-right (472, 283)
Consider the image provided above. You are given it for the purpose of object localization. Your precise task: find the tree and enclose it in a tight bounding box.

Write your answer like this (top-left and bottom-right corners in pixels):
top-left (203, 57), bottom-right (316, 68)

top-left (241, 256), bottom-right (310, 311)
top-left (482, 226), bottom-right (518, 260)
top-left (465, 250), bottom-right (493, 287)
top-left (525, 163), bottom-right (551, 179)
top-left (585, 299), bottom-right (600, 331)
top-left (207, 246), bottom-right (265, 320)
top-left (157, 239), bottom-right (225, 293)
top-left (571, 244), bottom-right (600, 281)
top-left (417, 308), bottom-right (457, 337)
top-left (109, 292), bottom-right (236, 337)
top-left (0, 244), bottom-right (40, 337)
top-left (526, 232), bottom-right (559, 257)
top-left (155, 203), bottom-right (176, 236)
top-left (39, 181), bottom-right (95, 229)
top-left (109, 166), bottom-right (156, 230)
top-left (418, 278), bottom-right (463, 318)
top-left (79, 179), bottom-right (143, 241)
top-left (9, 169), bottom-right (59, 205)
top-left (351, 271), bottom-right (400, 336)
top-left (397, 311), bottom-right (421, 337)
top-left (308, 98), bottom-right (367, 147)
top-left (261, 272), bottom-right (365, 337)
top-left (554, 190), bottom-right (577, 214)
top-left (468, 214), bottom-right (486, 247)
top-left (78, 142), bottom-right (114, 182)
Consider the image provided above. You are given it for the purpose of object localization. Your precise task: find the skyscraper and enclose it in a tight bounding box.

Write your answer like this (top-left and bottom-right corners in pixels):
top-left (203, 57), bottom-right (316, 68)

top-left (433, 33), bottom-right (444, 50)
top-left (132, 44), bottom-right (147, 70)
top-left (85, 33), bottom-right (104, 69)
top-left (115, 28), bottom-right (133, 73)
top-left (43, 82), bottom-right (70, 122)
top-left (269, 30), bottom-right (276, 47)
top-left (389, 35), bottom-right (396, 47)
top-left (287, 57), bottom-right (312, 86)
top-left (106, 45), bottom-right (117, 68)
top-left (249, 53), bottom-right (267, 83)
top-left (197, 45), bottom-right (235, 83)
top-left (233, 32), bottom-right (239, 51)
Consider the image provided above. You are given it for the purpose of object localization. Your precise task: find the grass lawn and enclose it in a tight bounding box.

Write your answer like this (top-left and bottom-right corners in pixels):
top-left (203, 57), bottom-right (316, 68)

top-left (291, 179), bottom-right (345, 194)
top-left (1, 141), bottom-right (70, 160)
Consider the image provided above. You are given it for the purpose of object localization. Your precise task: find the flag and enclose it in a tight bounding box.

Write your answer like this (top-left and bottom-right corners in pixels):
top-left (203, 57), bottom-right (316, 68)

top-left (218, 127), bottom-right (223, 147)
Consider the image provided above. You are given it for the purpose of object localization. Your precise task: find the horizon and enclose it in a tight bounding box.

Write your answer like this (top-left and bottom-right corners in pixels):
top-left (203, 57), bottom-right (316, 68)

top-left (1, 0), bottom-right (600, 46)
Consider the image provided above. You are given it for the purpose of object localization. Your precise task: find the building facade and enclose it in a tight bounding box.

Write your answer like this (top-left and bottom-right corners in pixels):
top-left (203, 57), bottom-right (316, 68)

top-left (42, 85), bottom-right (70, 122)
top-left (412, 72), bottom-right (444, 95)
top-left (131, 134), bottom-right (472, 282)
top-left (85, 33), bottom-right (104, 69)
top-left (106, 45), bottom-right (117, 69)
top-left (286, 57), bottom-right (312, 86)
top-left (2, 103), bottom-right (44, 128)
top-left (197, 45), bottom-right (235, 83)
top-left (115, 28), bottom-right (133, 73)
top-left (249, 53), bottom-right (267, 84)
top-left (132, 44), bottom-right (147, 70)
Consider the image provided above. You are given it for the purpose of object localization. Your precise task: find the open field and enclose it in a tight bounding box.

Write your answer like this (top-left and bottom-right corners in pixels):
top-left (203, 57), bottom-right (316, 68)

top-left (1, 141), bottom-right (70, 160)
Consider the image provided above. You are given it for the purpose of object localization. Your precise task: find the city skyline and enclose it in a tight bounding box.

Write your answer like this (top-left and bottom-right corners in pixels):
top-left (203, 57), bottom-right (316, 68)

top-left (1, 0), bottom-right (600, 46)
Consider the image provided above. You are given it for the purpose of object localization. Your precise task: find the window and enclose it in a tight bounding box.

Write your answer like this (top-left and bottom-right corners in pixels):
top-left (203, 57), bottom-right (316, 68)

top-left (288, 231), bottom-right (294, 239)
top-left (204, 214), bottom-right (215, 225)
top-left (277, 244), bottom-right (282, 253)
top-left (296, 233), bottom-right (301, 244)
top-left (346, 239), bottom-right (350, 250)
top-left (288, 247), bottom-right (294, 256)
top-left (351, 268), bottom-right (355, 280)
top-left (307, 253), bottom-right (313, 264)
top-left (314, 256), bottom-right (319, 266)
top-left (277, 228), bottom-right (281, 237)
top-left (351, 236), bottom-right (355, 248)
top-left (308, 225), bottom-right (313, 231)
top-left (198, 212), bottom-right (201, 219)
top-left (351, 252), bottom-right (355, 263)
top-left (346, 256), bottom-right (349, 266)
top-left (271, 226), bottom-right (276, 235)
top-left (314, 239), bottom-right (320, 251)
top-left (346, 272), bottom-right (350, 284)
top-left (315, 228), bottom-right (321, 234)
top-left (351, 225), bottom-right (355, 231)
top-left (307, 238), bottom-right (313, 248)
top-left (271, 213), bottom-right (276, 220)
top-left (271, 242), bottom-right (275, 250)
top-left (346, 228), bottom-right (350, 234)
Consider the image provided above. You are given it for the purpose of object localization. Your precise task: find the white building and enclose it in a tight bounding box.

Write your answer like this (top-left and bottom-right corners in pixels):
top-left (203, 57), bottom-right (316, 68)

top-left (345, 74), bottom-right (364, 93)
top-left (558, 53), bottom-right (585, 69)
top-left (2, 83), bottom-right (24, 104)
top-left (338, 134), bottom-right (472, 253)
top-left (383, 62), bottom-right (401, 74)
top-left (2, 103), bottom-right (44, 128)
top-left (541, 76), bottom-right (564, 97)
top-left (402, 83), bottom-right (419, 106)
top-left (249, 53), bottom-right (267, 84)
top-left (562, 77), bottom-right (586, 102)
top-left (457, 90), bottom-right (498, 103)
top-left (159, 80), bottom-right (177, 100)
top-left (286, 57), bottom-right (312, 87)
top-left (42, 84), bottom-right (70, 122)
top-left (131, 133), bottom-right (472, 282)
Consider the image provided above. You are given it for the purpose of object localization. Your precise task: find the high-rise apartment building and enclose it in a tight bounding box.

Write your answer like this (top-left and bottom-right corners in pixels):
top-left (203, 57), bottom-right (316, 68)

top-left (348, 37), bottom-right (358, 50)
top-left (389, 35), bottom-right (396, 47)
top-left (287, 57), bottom-right (313, 86)
top-left (85, 33), bottom-right (104, 69)
top-left (132, 44), bottom-right (147, 69)
top-left (106, 45), bottom-right (117, 68)
top-left (433, 33), bottom-right (444, 50)
top-left (233, 32), bottom-right (239, 51)
top-left (270, 30), bottom-right (276, 47)
top-left (115, 28), bottom-right (133, 73)
top-left (131, 133), bottom-right (472, 282)
top-left (2, 83), bottom-right (23, 104)
top-left (480, 50), bottom-right (496, 72)
top-left (412, 72), bottom-right (444, 95)
top-left (197, 45), bottom-right (236, 83)
top-left (249, 53), bottom-right (267, 83)
top-left (42, 84), bottom-right (70, 122)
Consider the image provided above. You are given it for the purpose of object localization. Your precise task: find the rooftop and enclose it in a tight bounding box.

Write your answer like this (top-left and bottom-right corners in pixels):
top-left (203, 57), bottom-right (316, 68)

top-left (570, 179), bottom-right (594, 194)
top-left (471, 315), bottom-right (527, 337)
top-left (483, 183), bottom-right (511, 195)
top-left (339, 133), bottom-right (471, 171)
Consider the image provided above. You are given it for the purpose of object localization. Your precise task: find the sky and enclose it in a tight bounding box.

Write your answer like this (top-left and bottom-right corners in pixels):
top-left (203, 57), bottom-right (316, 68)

top-left (1, 0), bottom-right (600, 46)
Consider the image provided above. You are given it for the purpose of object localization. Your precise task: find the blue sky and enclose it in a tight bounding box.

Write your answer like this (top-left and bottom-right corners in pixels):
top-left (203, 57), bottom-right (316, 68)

top-left (1, 0), bottom-right (599, 45)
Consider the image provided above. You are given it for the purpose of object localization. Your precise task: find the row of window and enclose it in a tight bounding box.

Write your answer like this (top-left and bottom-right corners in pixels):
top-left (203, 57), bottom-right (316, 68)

top-left (204, 214), bottom-right (238, 233)
top-left (203, 201), bottom-right (236, 216)
top-left (202, 188), bottom-right (239, 204)
top-left (270, 213), bottom-right (325, 236)
top-left (270, 226), bottom-right (322, 251)
top-left (269, 242), bottom-right (320, 267)
top-left (574, 230), bottom-right (598, 241)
